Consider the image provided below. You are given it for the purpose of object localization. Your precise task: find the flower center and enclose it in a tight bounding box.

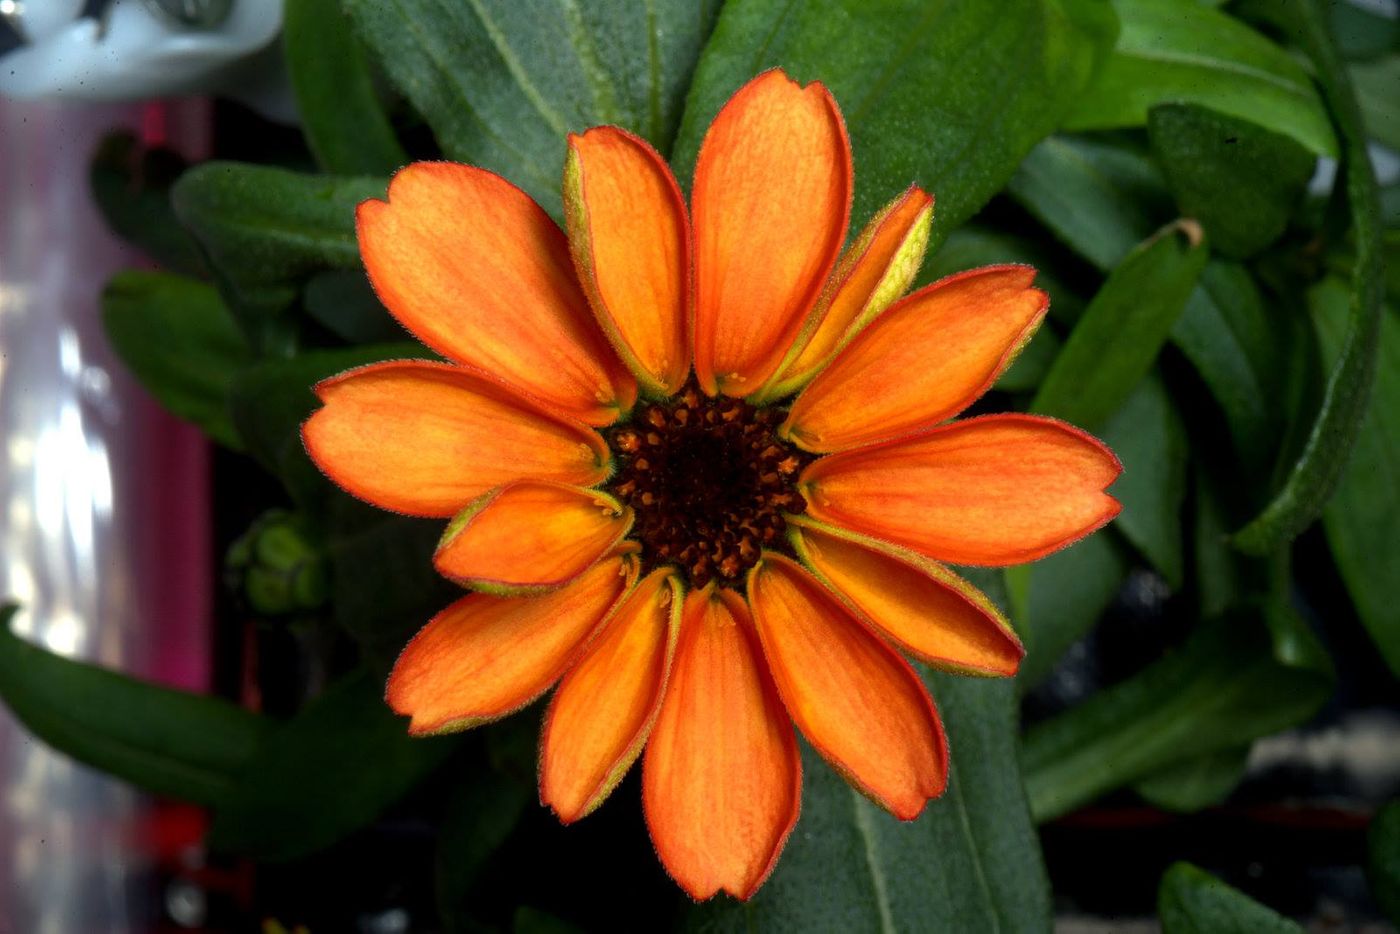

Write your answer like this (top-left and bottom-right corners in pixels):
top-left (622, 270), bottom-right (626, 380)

top-left (605, 383), bottom-right (815, 589)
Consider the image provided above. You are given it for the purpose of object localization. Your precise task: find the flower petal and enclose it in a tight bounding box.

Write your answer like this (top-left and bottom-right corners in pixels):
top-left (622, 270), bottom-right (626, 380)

top-left (643, 588), bottom-right (800, 901)
top-left (541, 569), bottom-right (682, 823)
top-left (387, 552), bottom-right (637, 735)
top-left (357, 162), bottom-right (635, 425)
top-left (788, 517), bottom-right (1023, 677)
top-left (801, 414), bottom-right (1123, 565)
top-left (784, 266), bottom-right (1048, 452)
top-left (692, 69), bottom-right (851, 396)
top-left (564, 127), bottom-right (691, 396)
top-left (748, 555), bottom-right (947, 820)
top-left (434, 481), bottom-right (633, 594)
top-left (756, 186), bottom-right (934, 402)
top-left (302, 360), bottom-right (610, 518)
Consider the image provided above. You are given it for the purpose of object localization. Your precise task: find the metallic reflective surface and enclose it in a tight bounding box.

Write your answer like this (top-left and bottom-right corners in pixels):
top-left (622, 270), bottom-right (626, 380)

top-left (0, 99), bottom-right (210, 932)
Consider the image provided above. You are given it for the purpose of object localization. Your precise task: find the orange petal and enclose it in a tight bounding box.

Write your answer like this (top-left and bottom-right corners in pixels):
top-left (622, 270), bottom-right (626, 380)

top-left (564, 127), bottom-right (691, 396)
top-left (692, 69), bottom-right (852, 396)
top-left (788, 517), bottom-right (1023, 677)
top-left (357, 162), bottom-right (636, 425)
top-left (756, 186), bottom-right (934, 402)
top-left (801, 414), bottom-right (1123, 565)
top-left (643, 588), bottom-right (800, 901)
top-left (387, 552), bottom-right (637, 735)
top-left (748, 555), bottom-right (947, 820)
top-left (434, 481), bottom-right (633, 594)
top-left (302, 361), bottom-right (610, 518)
top-left (784, 266), bottom-right (1048, 452)
top-left (541, 569), bottom-right (682, 823)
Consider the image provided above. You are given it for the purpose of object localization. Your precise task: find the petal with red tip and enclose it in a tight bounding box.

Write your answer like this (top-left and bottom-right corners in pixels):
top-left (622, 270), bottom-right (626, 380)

top-left (788, 517), bottom-right (1023, 677)
top-left (748, 555), bottom-right (947, 820)
top-left (564, 127), bottom-right (690, 396)
top-left (784, 266), bottom-right (1048, 452)
top-left (434, 482), bottom-right (633, 594)
top-left (692, 70), bottom-right (851, 396)
top-left (541, 569), bottom-right (682, 823)
top-left (800, 414), bottom-right (1123, 566)
top-left (357, 162), bottom-right (635, 424)
top-left (643, 589), bottom-right (800, 901)
top-left (386, 553), bottom-right (637, 735)
top-left (757, 186), bottom-right (934, 401)
top-left (302, 361), bottom-right (610, 518)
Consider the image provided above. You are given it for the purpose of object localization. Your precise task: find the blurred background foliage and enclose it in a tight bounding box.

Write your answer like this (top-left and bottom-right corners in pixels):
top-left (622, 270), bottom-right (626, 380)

top-left (1, 0), bottom-right (1397, 929)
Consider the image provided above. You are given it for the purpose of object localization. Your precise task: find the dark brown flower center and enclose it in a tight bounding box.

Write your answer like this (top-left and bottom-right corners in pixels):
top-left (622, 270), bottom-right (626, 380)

top-left (605, 383), bottom-right (815, 589)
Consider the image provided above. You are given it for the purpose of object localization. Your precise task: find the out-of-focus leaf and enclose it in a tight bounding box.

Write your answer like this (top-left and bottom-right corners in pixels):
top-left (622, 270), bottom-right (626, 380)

top-left (208, 669), bottom-right (454, 860)
top-left (685, 674), bottom-right (1050, 933)
top-left (1064, 0), bottom-right (1337, 157)
top-left (343, 0), bottom-right (721, 215)
top-left (102, 270), bottom-right (252, 450)
top-left (925, 224), bottom-right (1089, 326)
top-left (1158, 862), bottom-right (1304, 933)
top-left (996, 326), bottom-right (1062, 392)
top-left (1148, 103), bottom-right (1315, 259)
top-left (671, 0), bottom-right (1118, 251)
top-left (1031, 221), bottom-right (1207, 431)
top-left (1101, 374), bottom-right (1187, 587)
top-left (1233, 0), bottom-right (1385, 554)
top-left (0, 604), bottom-right (268, 807)
top-left (1352, 55), bottom-right (1400, 152)
top-left (436, 769), bottom-right (531, 934)
top-left (284, 0), bottom-right (406, 175)
top-left (1007, 132), bottom-right (1170, 270)
top-left (1330, 0), bottom-right (1400, 61)
top-left (1316, 280), bottom-right (1400, 676)
top-left (1022, 610), bottom-right (1330, 822)
top-left (302, 269), bottom-right (403, 345)
top-left (1133, 747), bottom-right (1251, 813)
top-left (89, 131), bottom-right (204, 274)
top-left (1370, 800), bottom-right (1400, 925)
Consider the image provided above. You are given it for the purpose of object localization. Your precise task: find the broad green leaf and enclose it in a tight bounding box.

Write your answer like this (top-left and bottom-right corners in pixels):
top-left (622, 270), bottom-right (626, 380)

top-left (343, 0), bottom-right (721, 214)
top-left (671, 0), bottom-right (1118, 251)
top-left (208, 669), bottom-right (454, 860)
top-left (1031, 221), bottom-right (1207, 431)
top-left (1101, 374), bottom-right (1187, 587)
top-left (925, 223), bottom-right (1089, 326)
top-left (89, 131), bottom-right (204, 275)
top-left (1316, 280), bottom-right (1400, 676)
top-left (0, 604), bottom-right (268, 807)
top-left (1233, 0), bottom-right (1386, 554)
top-left (436, 770), bottom-right (532, 934)
top-left (1133, 746), bottom-right (1251, 813)
top-left (1064, 0), bottom-right (1337, 157)
top-left (995, 325), bottom-right (1062, 392)
top-left (1329, 0), bottom-right (1400, 61)
top-left (686, 674), bottom-right (1050, 933)
top-left (1022, 610), bottom-right (1330, 822)
top-left (302, 269), bottom-right (404, 345)
top-left (1370, 800), bottom-right (1400, 925)
top-left (102, 270), bottom-right (253, 450)
top-left (1158, 862), bottom-right (1304, 933)
top-left (1352, 55), bottom-right (1400, 151)
top-left (1007, 132), bottom-right (1171, 270)
top-left (284, 0), bottom-right (407, 175)
top-left (1148, 103), bottom-right (1316, 259)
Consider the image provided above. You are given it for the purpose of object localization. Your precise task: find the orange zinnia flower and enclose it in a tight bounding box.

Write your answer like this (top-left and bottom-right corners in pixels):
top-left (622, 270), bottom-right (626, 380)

top-left (302, 69), bottom-right (1121, 900)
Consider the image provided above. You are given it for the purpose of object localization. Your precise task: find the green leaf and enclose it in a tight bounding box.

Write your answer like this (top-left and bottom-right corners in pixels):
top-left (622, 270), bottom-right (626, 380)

top-left (283, 0), bottom-right (408, 175)
top-left (671, 0), bottom-right (1118, 251)
top-left (0, 604), bottom-right (268, 806)
top-left (1101, 374), bottom-right (1187, 587)
top-left (925, 223), bottom-right (1089, 326)
top-left (1369, 800), bottom-right (1400, 925)
top-left (208, 669), bottom-right (454, 860)
top-left (343, 0), bottom-right (721, 215)
top-left (302, 269), bottom-right (404, 345)
top-left (1148, 103), bottom-right (1316, 259)
top-left (1064, 0), bottom-right (1337, 157)
top-left (686, 673), bottom-right (1050, 933)
top-left (89, 131), bottom-right (205, 275)
top-left (1133, 746), bottom-right (1251, 813)
top-left (1352, 55), bottom-right (1400, 152)
top-left (1007, 132), bottom-right (1171, 270)
top-left (1022, 611), bottom-right (1330, 822)
top-left (436, 770), bottom-right (531, 934)
top-left (1329, 0), bottom-right (1400, 61)
top-left (102, 270), bottom-right (253, 450)
top-left (1316, 282), bottom-right (1400, 676)
top-left (1158, 862), bottom-right (1304, 933)
top-left (1031, 221), bottom-right (1207, 431)
top-left (1232, 0), bottom-right (1386, 555)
